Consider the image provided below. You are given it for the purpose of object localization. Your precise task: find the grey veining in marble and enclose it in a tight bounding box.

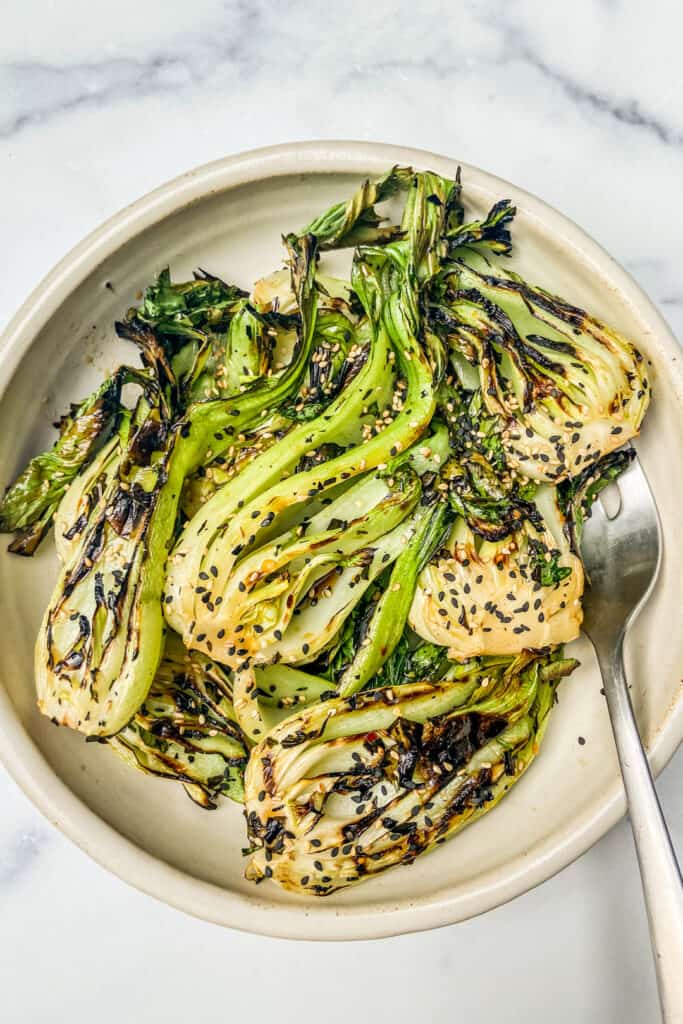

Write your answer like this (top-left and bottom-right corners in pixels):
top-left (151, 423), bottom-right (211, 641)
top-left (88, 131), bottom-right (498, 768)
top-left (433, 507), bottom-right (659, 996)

top-left (1, 2), bottom-right (682, 1022)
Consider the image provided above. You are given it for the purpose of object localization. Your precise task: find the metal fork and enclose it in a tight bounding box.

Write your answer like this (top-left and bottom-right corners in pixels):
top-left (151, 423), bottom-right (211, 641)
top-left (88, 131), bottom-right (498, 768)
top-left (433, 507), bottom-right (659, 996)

top-left (580, 453), bottom-right (683, 1021)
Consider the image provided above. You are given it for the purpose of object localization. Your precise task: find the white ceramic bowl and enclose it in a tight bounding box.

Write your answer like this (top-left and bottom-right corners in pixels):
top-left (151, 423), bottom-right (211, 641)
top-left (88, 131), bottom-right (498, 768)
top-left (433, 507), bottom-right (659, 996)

top-left (1, 142), bottom-right (682, 940)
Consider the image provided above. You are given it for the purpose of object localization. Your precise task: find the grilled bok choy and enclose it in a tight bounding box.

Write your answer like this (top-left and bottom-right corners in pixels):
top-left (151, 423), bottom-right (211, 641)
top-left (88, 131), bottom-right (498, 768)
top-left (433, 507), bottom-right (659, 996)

top-left (244, 650), bottom-right (577, 894)
top-left (409, 484), bottom-right (585, 657)
top-left (33, 237), bottom-right (321, 736)
top-left (163, 172), bottom-right (454, 661)
top-left (2, 165), bottom-right (651, 894)
top-left (430, 252), bottom-right (649, 482)
top-left (107, 631), bottom-right (247, 808)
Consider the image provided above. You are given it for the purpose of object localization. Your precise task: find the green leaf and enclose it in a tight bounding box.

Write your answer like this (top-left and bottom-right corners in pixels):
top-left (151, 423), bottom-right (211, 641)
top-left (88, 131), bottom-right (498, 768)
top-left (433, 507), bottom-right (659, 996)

top-left (296, 166), bottom-right (413, 250)
top-left (0, 373), bottom-right (123, 554)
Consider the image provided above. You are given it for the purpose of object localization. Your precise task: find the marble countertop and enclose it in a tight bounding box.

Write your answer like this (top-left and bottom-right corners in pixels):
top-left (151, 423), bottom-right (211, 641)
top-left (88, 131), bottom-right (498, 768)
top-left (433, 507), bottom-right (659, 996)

top-left (2, 2), bottom-right (682, 1021)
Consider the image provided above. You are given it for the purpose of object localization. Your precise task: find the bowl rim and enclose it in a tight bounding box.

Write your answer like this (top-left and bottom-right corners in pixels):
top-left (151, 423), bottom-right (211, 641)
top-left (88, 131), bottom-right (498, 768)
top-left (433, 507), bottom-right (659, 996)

top-left (1, 139), bottom-right (682, 941)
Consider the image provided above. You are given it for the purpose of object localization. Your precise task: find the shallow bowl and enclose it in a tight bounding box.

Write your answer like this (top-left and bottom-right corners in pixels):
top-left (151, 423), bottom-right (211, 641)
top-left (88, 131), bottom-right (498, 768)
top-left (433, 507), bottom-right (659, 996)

top-left (1, 141), bottom-right (682, 939)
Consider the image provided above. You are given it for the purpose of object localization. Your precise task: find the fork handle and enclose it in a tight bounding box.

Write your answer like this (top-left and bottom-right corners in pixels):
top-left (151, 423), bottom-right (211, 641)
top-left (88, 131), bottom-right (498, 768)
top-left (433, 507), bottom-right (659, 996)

top-left (597, 633), bottom-right (683, 1023)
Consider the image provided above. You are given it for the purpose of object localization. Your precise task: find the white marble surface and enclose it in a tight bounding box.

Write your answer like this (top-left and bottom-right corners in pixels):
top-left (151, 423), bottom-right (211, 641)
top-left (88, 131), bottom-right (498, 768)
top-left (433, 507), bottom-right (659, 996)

top-left (1, 1), bottom-right (682, 1021)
